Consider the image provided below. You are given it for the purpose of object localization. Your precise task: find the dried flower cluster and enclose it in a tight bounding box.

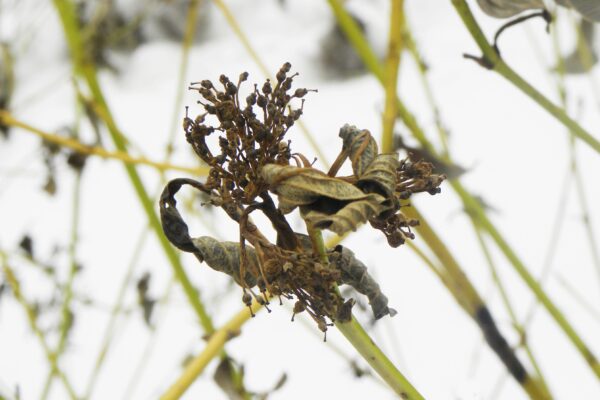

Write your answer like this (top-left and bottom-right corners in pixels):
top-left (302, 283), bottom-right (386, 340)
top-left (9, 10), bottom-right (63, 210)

top-left (160, 63), bottom-right (445, 336)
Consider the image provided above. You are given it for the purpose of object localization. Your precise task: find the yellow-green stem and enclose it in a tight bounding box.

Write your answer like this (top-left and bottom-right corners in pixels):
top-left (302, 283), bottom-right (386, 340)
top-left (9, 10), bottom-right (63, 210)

top-left (335, 317), bottom-right (425, 400)
top-left (456, 182), bottom-right (600, 378)
top-left (328, 0), bottom-right (599, 384)
top-left (0, 111), bottom-right (207, 175)
top-left (306, 227), bottom-right (426, 399)
top-left (450, 0), bottom-right (600, 155)
top-left (1, 254), bottom-right (78, 399)
top-left (160, 300), bottom-right (264, 400)
top-left (52, 0), bottom-right (214, 333)
top-left (381, 0), bottom-right (404, 153)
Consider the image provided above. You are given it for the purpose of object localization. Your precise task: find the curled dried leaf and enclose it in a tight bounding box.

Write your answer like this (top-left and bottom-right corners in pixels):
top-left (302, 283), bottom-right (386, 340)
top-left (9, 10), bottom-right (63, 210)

top-left (262, 163), bottom-right (369, 214)
top-left (301, 193), bottom-right (386, 235)
top-left (338, 124), bottom-right (378, 178)
top-left (332, 245), bottom-right (397, 319)
top-left (191, 237), bottom-right (258, 287)
top-left (356, 153), bottom-right (399, 206)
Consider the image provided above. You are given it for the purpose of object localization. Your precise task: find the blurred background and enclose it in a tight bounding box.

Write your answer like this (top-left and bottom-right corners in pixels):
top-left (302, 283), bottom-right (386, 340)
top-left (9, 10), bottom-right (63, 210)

top-left (1, 0), bottom-right (600, 399)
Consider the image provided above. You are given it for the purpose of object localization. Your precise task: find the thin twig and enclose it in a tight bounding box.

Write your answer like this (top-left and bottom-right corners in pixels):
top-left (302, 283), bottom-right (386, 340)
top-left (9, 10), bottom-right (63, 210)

top-left (0, 110), bottom-right (207, 176)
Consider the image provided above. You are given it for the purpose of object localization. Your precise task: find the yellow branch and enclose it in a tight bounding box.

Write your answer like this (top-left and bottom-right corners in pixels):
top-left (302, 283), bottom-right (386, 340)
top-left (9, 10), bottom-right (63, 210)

top-left (381, 0), bottom-right (404, 153)
top-left (0, 110), bottom-right (208, 176)
top-left (160, 301), bottom-right (264, 400)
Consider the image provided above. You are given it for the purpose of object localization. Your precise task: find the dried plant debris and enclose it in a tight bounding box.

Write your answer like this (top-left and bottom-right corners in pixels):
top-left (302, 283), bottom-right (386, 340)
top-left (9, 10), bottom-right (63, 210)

top-left (160, 63), bottom-right (445, 335)
top-left (320, 13), bottom-right (367, 78)
top-left (213, 357), bottom-right (286, 400)
top-left (560, 18), bottom-right (598, 74)
top-left (394, 133), bottom-right (467, 180)
top-left (136, 272), bottom-right (156, 328)
top-left (0, 43), bottom-right (15, 138)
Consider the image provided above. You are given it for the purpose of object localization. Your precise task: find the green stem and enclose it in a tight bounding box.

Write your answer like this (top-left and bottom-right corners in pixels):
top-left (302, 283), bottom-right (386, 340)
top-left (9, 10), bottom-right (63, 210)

top-left (1, 254), bottom-right (78, 399)
top-left (40, 169), bottom-right (83, 400)
top-left (328, 0), bottom-right (600, 384)
top-left (456, 182), bottom-right (600, 378)
top-left (306, 227), bottom-right (425, 399)
top-left (83, 228), bottom-right (149, 399)
top-left (381, 0), bottom-right (404, 153)
top-left (471, 223), bottom-right (550, 396)
top-left (450, 0), bottom-right (600, 155)
top-left (335, 317), bottom-right (425, 400)
top-left (52, 0), bottom-right (214, 333)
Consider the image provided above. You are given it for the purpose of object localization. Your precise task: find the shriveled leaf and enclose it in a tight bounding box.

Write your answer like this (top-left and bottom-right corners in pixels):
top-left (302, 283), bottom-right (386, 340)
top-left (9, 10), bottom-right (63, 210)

top-left (561, 0), bottom-right (600, 22)
top-left (332, 245), bottom-right (397, 319)
top-left (394, 134), bottom-right (466, 180)
top-left (160, 178), bottom-right (206, 253)
top-left (214, 358), bottom-right (245, 400)
top-left (561, 19), bottom-right (597, 74)
top-left (262, 163), bottom-right (368, 214)
top-left (338, 124), bottom-right (378, 178)
top-left (356, 153), bottom-right (399, 202)
top-left (301, 193), bottom-right (386, 235)
top-left (255, 372), bottom-right (288, 400)
top-left (476, 0), bottom-right (544, 19)
top-left (136, 272), bottom-right (155, 328)
top-left (191, 237), bottom-right (258, 287)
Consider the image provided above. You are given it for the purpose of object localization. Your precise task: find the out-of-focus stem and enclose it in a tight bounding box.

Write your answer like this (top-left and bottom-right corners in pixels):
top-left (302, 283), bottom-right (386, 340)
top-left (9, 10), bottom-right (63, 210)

top-left (0, 111), bottom-right (207, 175)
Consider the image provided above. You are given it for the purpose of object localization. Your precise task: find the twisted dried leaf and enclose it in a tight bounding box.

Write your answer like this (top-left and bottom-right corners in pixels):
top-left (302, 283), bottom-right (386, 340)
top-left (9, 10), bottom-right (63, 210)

top-left (262, 163), bottom-right (369, 214)
top-left (338, 124), bottom-right (378, 178)
top-left (301, 193), bottom-right (386, 235)
top-left (191, 237), bottom-right (258, 287)
top-left (263, 163), bottom-right (389, 234)
top-left (357, 153), bottom-right (399, 202)
top-left (332, 245), bottom-right (397, 319)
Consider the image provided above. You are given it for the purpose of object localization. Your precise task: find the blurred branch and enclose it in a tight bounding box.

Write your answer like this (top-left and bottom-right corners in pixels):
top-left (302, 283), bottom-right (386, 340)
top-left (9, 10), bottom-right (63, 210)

top-left (160, 300), bottom-right (264, 400)
top-left (0, 110), bottom-right (208, 176)
top-left (52, 0), bottom-right (215, 333)
top-left (328, 0), bottom-right (600, 384)
top-left (450, 0), bottom-right (600, 155)
top-left (40, 162), bottom-right (83, 400)
top-left (335, 316), bottom-right (425, 400)
top-left (381, 0), bottom-right (404, 153)
top-left (0, 253), bottom-right (78, 400)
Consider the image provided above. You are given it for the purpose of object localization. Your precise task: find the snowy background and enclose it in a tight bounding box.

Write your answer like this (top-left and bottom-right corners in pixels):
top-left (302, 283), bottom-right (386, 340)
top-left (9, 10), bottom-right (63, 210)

top-left (1, 0), bottom-right (600, 399)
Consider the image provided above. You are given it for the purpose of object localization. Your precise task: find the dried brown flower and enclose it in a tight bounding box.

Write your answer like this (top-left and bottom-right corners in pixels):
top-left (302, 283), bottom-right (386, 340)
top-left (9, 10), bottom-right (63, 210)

top-left (160, 63), bottom-right (445, 335)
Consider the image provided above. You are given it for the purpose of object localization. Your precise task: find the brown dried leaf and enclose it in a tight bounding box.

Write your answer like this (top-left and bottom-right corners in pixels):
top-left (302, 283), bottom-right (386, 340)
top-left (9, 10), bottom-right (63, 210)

top-left (356, 153), bottom-right (399, 202)
top-left (191, 236), bottom-right (258, 287)
top-left (339, 124), bottom-right (378, 177)
top-left (213, 358), bottom-right (245, 400)
top-left (332, 245), bottom-right (397, 319)
top-left (301, 193), bottom-right (386, 235)
top-left (261, 163), bottom-right (368, 214)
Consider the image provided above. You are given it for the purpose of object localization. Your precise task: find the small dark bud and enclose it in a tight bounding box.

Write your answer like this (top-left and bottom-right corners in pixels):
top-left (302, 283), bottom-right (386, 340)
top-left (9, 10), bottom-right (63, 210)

top-left (294, 88), bottom-right (308, 98)
top-left (257, 95), bottom-right (268, 108)
top-left (194, 114), bottom-right (206, 125)
top-left (262, 80), bottom-right (272, 95)
top-left (215, 154), bottom-right (226, 164)
top-left (246, 93), bottom-right (257, 105)
top-left (276, 70), bottom-right (286, 82)
top-left (200, 80), bottom-right (213, 89)
top-left (387, 232), bottom-right (405, 248)
top-left (242, 291), bottom-right (252, 306)
top-left (239, 71), bottom-right (249, 82)
top-left (226, 82), bottom-right (237, 95)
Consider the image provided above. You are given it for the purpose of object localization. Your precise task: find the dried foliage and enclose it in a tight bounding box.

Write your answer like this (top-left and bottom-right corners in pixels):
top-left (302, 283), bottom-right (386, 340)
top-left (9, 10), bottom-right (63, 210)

top-left (160, 63), bottom-right (445, 335)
